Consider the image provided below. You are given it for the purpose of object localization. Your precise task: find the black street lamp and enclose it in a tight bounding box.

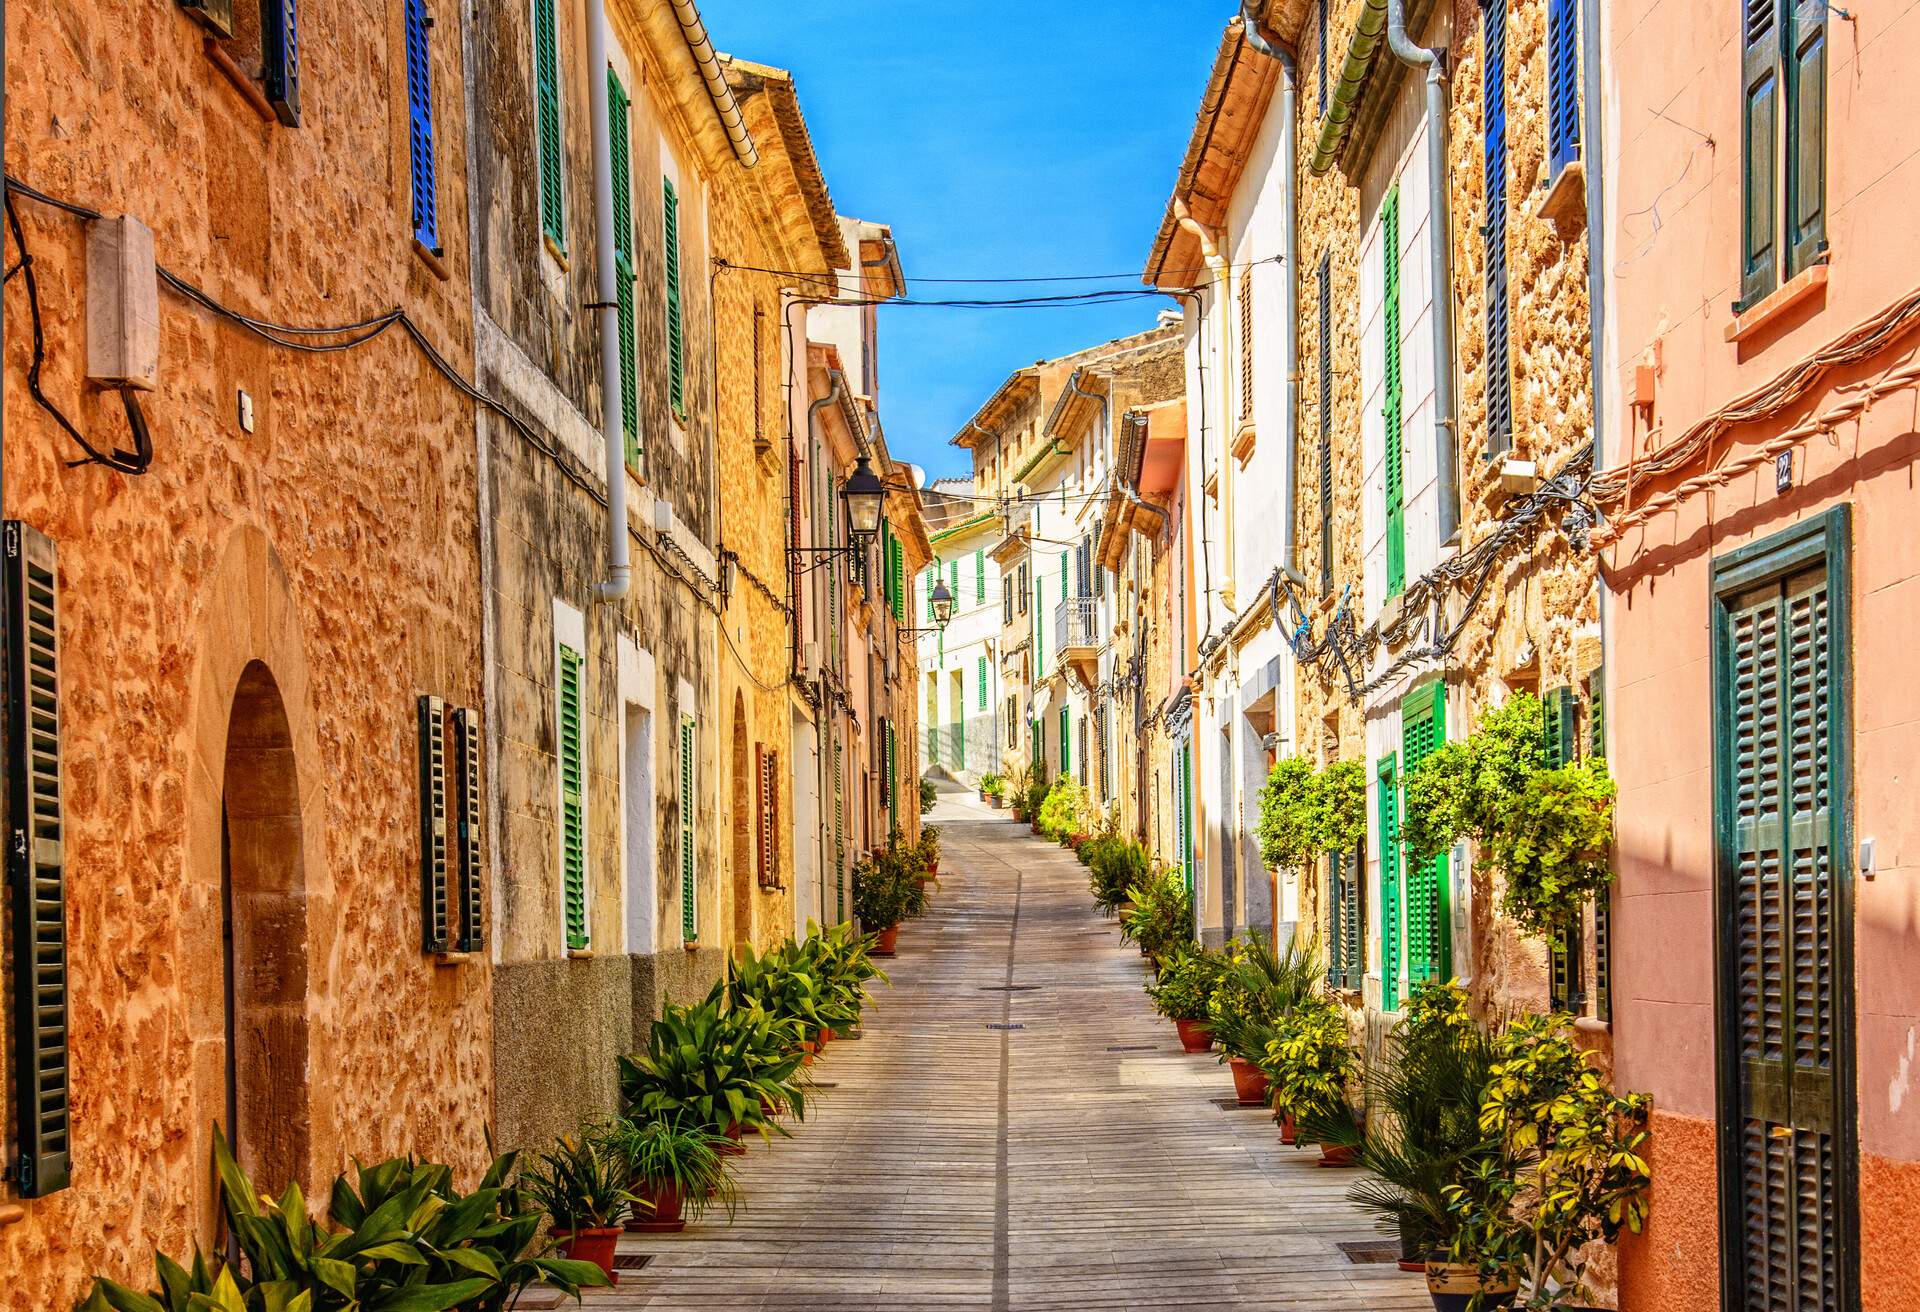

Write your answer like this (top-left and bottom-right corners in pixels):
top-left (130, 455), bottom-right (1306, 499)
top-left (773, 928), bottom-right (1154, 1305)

top-left (841, 455), bottom-right (886, 549)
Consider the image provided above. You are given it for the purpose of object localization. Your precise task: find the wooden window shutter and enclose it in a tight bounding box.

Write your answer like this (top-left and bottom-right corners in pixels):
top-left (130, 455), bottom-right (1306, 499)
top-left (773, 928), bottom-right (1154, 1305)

top-left (753, 744), bottom-right (768, 887)
top-left (418, 695), bottom-right (451, 953)
top-left (975, 550), bottom-right (985, 603)
top-left (1543, 686), bottom-right (1578, 768)
top-left (1376, 755), bottom-right (1403, 1012)
top-left (558, 646), bottom-right (588, 951)
top-left (1318, 252), bottom-right (1335, 590)
top-left (609, 69), bottom-right (639, 469)
top-left (679, 714), bottom-right (697, 941)
top-left (1484, 0), bottom-right (1513, 458)
top-left (1317, 0), bottom-right (1330, 117)
top-left (532, 0), bottom-right (565, 254)
top-left (832, 739), bottom-right (844, 921)
top-left (1060, 707), bottom-right (1070, 775)
top-left (1383, 189), bottom-right (1406, 598)
top-left (6, 523), bottom-right (70, 1197)
top-left (1586, 666), bottom-right (1610, 1019)
top-left (664, 178), bottom-right (686, 420)
top-left (893, 536), bottom-right (907, 624)
top-left (1784, 0), bottom-right (1828, 277)
top-left (977, 656), bottom-right (987, 710)
top-left (1546, 0), bottom-right (1581, 176)
top-left (1741, 0), bottom-right (1782, 306)
top-left (403, 0), bottom-right (439, 252)
top-left (1400, 683), bottom-right (1450, 986)
top-left (1239, 266), bottom-right (1255, 420)
top-left (261, 0), bottom-right (301, 125)
top-left (453, 707), bottom-right (485, 951)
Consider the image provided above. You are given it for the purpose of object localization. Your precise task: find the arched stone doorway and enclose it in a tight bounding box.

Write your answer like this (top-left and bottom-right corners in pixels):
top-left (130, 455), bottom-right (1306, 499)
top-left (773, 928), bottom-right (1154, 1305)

top-left (219, 660), bottom-right (311, 1196)
top-left (731, 694), bottom-right (753, 949)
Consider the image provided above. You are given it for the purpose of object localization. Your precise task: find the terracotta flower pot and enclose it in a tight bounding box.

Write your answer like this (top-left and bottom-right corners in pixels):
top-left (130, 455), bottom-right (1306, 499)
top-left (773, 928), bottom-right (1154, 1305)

top-left (1317, 1141), bottom-right (1359, 1167)
top-left (1278, 1112), bottom-right (1297, 1145)
top-left (626, 1180), bottom-right (686, 1233)
top-left (716, 1122), bottom-right (747, 1156)
top-left (552, 1226), bottom-right (622, 1282)
top-left (871, 924), bottom-right (899, 956)
top-left (1424, 1260), bottom-right (1519, 1312)
top-left (1173, 1017), bottom-right (1213, 1054)
top-left (1228, 1055), bottom-right (1270, 1107)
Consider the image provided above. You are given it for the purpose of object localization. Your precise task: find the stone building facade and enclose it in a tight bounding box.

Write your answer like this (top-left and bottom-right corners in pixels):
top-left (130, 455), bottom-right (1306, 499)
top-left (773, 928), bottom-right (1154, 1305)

top-left (0, 0), bottom-right (489, 1300)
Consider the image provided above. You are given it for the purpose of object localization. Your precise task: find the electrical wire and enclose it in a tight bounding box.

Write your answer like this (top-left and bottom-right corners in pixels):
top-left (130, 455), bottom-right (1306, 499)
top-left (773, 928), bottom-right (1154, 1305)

top-left (714, 251), bottom-right (1286, 289)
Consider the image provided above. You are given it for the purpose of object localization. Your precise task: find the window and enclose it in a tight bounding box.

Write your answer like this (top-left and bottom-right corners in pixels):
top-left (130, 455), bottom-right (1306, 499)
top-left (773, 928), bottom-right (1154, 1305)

top-left (1059, 707), bottom-right (1070, 775)
top-left (403, 0), bottom-right (438, 252)
top-left (977, 656), bottom-right (987, 710)
top-left (1376, 755), bottom-right (1402, 1010)
top-left (975, 549), bottom-right (986, 603)
top-left (1543, 685), bottom-right (1583, 1009)
top-left (1318, 252), bottom-right (1335, 590)
top-left (1484, 0), bottom-right (1513, 458)
top-left (1317, 0), bottom-right (1330, 118)
top-left (1546, 0), bottom-right (1581, 177)
top-left (678, 713), bottom-right (698, 941)
top-left (755, 747), bottom-right (779, 888)
top-left (558, 644), bottom-right (588, 951)
top-left (532, 0), bottom-right (564, 255)
top-left (1327, 849), bottom-right (1365, 990)
top-left (664, 177), bottom-right (686, 420)
top-left (1003, 578), bottom-right (1013, 624)
top-left (609, 69), bottom-right (639, 469)
top-left (1382, 188), bottom-right (1406, 599)
top-left (1017, 561), bottom-right (1029, 614)
top-left (452, 707), bottom-right (485, 952)
top-left (262, 0), bottom-right (300, 125)
top-left (418, 696), bottom-right (451, 952)
top-left (1741, 0), bottom-right (1827, 307)
top-left (1400, 683), bottom-right (1449, 988)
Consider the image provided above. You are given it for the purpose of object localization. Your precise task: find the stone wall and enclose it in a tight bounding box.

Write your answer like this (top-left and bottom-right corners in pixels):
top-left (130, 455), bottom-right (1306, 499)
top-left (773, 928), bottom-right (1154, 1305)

top-left (1, 0), bottom-right (489, 1301)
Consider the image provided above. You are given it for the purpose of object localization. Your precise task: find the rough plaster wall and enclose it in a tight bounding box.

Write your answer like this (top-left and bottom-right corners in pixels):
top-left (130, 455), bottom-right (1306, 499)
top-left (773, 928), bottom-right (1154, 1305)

top-left (1292, 0), bottom-right (1599, 1022)
top-left (1, 0), bottom-right (489, 1302)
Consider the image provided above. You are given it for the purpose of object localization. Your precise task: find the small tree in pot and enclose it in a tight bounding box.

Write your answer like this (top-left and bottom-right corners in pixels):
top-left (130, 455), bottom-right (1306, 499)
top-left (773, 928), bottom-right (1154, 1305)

top-left (1146, 945), bottom-right (1226, 1052)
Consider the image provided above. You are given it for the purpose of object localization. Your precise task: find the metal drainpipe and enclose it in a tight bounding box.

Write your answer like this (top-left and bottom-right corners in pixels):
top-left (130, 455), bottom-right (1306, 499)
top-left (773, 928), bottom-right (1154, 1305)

top-left (1172, 201), bottom-right (1227, 630)
top-left (1384, 0), bottom-right (1461, 544)
top-left (1238, 4), bottom-right (1303, 584)
top-left (1583, 0), bottom-right (1613, 764)
top-left (587, 0), bottom-right (630, 602)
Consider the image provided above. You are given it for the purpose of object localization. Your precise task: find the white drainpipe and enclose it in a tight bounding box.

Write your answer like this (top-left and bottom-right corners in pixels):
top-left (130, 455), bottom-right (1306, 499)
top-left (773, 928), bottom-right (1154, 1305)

top-left (1173, 196), bottom-right (1233, 613)
top-left (587, 0), bottom-right (630, 602)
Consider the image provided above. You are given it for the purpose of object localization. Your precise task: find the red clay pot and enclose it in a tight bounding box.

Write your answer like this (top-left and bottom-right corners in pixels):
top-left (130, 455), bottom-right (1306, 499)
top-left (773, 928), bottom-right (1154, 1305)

top-left (626, 1180), bottom-right (686, 1233)
top-left (552, 1227), bottom-right (621, 1281)
top-left (1278, 1112), bottom-right (1297, 1146)
top-left (717, 1122), bottom-right (747, 1156)
top-left (1228, 1055), bottom-right (1271, 1107)
top-left (871, 924), bottom-right (899, 956)
top-left (1173, 1018), bottom-right (1213, 1054)
top-left (1318, 1142), bottom-right (1359, 1167)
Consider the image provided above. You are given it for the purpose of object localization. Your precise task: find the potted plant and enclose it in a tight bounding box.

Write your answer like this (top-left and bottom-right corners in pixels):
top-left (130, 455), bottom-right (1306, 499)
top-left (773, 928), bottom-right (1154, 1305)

top-left (1146, 945), bottom-right (1225, 1052)
top-left (917, 823), bottom-right (942, 883)
top-left (602, 1114), bottom-right (736, 1234)
top-left (619, 987), bottom-right (808, 1152)
top-left (1205, 933), bottom-right (1321, 1108)
top-left (1119, 868), bottom-right (1193, 965)
top-left (804, 917), bottom-right (889, 1037)
top-left (1007, 764), bottom-right (1034, 822)
top-left (1088, 838), bottom-right (1148, 917)
top-left (1263, 994), bottom-right (1358, 1165)
top-left (853, 850), bottom-right (913, 955)
top-left (1022, 768), bottom-right (1051, 832)
top-left (982, 772), bottom-right (1005, 807)
top-left (519, 1128), bottom-right (636, 1281)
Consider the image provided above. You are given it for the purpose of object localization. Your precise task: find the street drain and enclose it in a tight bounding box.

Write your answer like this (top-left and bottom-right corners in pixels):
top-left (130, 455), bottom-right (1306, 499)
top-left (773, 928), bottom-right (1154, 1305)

top-left (977, 984), bottom-right (1042, 992)
top-left (986, 1022), bottom-right (1025, 1030)
top-left (1209, 1096), bottom-right (1265, 1111)
top-left (1106, 1044), bottom-right (1158, 1052)
top-left (810, 1081), bottom-right (838, 1088)
top-left (612, 1255), bottom-right (653, 1271)
top-left (1336, 1241), bottom-right (1401, 1265)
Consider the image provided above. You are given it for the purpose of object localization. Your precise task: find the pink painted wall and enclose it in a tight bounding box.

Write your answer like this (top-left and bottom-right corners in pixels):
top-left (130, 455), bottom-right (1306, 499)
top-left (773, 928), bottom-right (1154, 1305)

top-left (1602, 1), bottom-right (1920, 1305)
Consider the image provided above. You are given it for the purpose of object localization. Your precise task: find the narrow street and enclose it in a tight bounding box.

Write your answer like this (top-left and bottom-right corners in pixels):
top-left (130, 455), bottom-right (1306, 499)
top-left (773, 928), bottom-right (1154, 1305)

top-left (594, 794), bottom-right (1426, 1311)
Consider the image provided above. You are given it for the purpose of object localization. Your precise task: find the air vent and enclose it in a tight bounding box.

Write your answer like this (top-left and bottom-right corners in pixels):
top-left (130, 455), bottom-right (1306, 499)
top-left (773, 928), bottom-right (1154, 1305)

top-left (612, 1254), bottom-right (653, 1271)
top-left (977, 984), bottom-right (1042, 992)
top-left (1337, 1241), bottom-right (1401, 1266)
top-left (1105, 1045), bottom-right (1158, 1053)
top-left (986, 1022), bottom-right (1025, 1031)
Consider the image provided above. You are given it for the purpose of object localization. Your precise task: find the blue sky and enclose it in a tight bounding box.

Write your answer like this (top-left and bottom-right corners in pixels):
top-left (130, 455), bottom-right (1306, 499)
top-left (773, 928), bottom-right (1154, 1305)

top-left (699, 2), bottom-right (1227, 484)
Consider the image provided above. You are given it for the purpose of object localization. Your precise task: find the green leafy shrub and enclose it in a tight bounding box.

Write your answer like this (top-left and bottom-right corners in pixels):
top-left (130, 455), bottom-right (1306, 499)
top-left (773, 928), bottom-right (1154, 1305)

top-left (1088, 838), bottom-right (1148, 915)
top-left (919, 777), bottom-right (937, 815)
top-left (852, 836), bottom-right (927, 931)
top-left (599, 1115), bottom-right (737, 1225)
top-left (1310, 760), bottom-right (1367, 854)
top-left (519, 1127), bottom-right (636, 1231)
top-left (79, 1127), bottom-right (609, 1312)
top-left (1021, 764), bottom-right (1051, 819)
top-left (1146, 945), bottom-right (1225, 1021)
top-left (981, 772), bottom-right (1004, 800)
top-left (1254, 758), bottom-right (1320, 870)
top-left (1037, 779), bottom-right (1087, 842)
top-left (1263, 994), bottom-right (1355, 1124)
top-left (1398, 978), bottom-right (1475, 1051)
top-left (1401, 692), bottom-right (1545, 861)
top-left (1205, 933), bottom-right (1322, 1064)
top-left (799, 918), bottom-right (888, 1028)
top-left (1486, 760), bottom-right (1616, 937)
top-left (1119, 869), bottom-right (1192, 960)
top-left (619, 987), bottom-right (807, 1140)
top-left (728, 936), bottom-right (854, 1043)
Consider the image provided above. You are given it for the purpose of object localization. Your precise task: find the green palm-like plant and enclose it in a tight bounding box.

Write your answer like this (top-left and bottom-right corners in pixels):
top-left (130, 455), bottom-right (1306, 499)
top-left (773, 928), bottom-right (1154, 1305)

top-left (517, 1127), bottom-right (636, 1232)
top-left (599, 1115), bottom-right (737, 1225)
top-left (78, 1126), bottom-right (609, 1312)
top-left (1205, 932), bottom-right (1323, 1064)
top-left (618, 987), bottom-right (808, 1141)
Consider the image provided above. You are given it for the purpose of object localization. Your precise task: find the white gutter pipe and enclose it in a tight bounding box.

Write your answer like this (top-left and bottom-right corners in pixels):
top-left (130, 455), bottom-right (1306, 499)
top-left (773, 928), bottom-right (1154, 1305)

top-left (1384, 0), bottom-right (1462, 543)
top-left (667, 0), bottom-right (758, 167)
top-left (588, 0), bottom-right (631, 602)
top-left (1173, 196), bottom-right (1233, 611)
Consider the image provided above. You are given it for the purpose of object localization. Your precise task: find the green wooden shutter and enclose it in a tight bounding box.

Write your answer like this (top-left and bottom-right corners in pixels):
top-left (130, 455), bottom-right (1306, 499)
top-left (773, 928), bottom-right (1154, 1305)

top-left (1178, 742), bottom-right (1194, 897)
top-left (609, 69), bottom-right (639, 469)
top-left (664, 178), bottom-right (686, 420)
top-left (892, 536), bottom-right (907, 624)
top-left (558, 645), bottom-right (587, 951)
top-left (418, 695), bottom-right (451, 952)
top-left (1484, 0), bottom-right (1513, 458)
top-left (977, 656), bottom-right (987, 710)
top-left (1318, 252), bottom-right (1335, 590)
top-left (453, 706), bottom-right (486, 952)
top-left (679, 714), bottom-right (697, 941)
top-left (6, 523), bottom-right (70, 1196)
top-left (1400, 682), bottom-right (1450, 986)
top-left (1059, 707), bottom-right (1070, 776)
top-left (1035, 577), bottom-right (1045, 670)
top-left (1376, 755), bottom-right (1403, 1012)
top-left (1543, 685), bottom-right (1582, 1008)
top-left (1741, 0), bottom-right (1782, 306)
top-left (1721, 558), bottom-right (1846, 1310)
top-left (1784, 0), bottom-right (1827, 277)
top-left (1342, 848), bottom-right (1364, 989)
top-left (975, 550), bottom-right (986, 603)
top-left (1383, 188), bottom-right (1406, 597)
top-left (1586, 665), bottom-right (1610, 1020)
top-left (532, 0), bottom-right (564, 254)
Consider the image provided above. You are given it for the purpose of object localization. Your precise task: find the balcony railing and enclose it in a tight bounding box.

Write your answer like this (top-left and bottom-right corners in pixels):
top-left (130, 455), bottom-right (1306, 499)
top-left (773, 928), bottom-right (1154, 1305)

top-left (1054, 595), bottom-right (1098, 655)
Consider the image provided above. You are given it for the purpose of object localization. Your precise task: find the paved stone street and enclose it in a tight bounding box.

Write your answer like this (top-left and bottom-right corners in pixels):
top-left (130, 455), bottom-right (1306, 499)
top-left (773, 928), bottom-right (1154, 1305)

top-left (592, 795), bottom-right (1426, 1310)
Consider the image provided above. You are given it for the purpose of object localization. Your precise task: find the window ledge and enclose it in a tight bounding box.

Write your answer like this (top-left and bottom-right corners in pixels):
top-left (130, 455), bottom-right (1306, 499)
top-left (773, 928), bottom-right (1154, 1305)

top-left (413, 238), bottom-right (451, 283)
top-left (432, 951), bottom-right (473, 968)
top-left (1727, 263), bottom-right (1828, 343)
top-left (1573, 1016), bottom-right (1612, 1037)
top-left (203, 37), bottom-right (276, 124)
top-left (1535, 161), bottom-right (1586, 227)
top-left (1231, 420), bottom-right (1257, 467)
top-left (565, 948), bottom-right (594, 960)
top-left (0, 1203), bottom-right (24, 1227)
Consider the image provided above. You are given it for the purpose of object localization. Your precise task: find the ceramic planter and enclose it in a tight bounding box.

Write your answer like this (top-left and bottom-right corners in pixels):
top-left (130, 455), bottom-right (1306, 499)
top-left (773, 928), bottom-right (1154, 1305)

top-left (1173, 1017), bottom-right (1213, 1053)
top-left (1278, 1112), bottom-right (1297, 1145)
top-left (871, 924), bottom-right (899, 956)
top-left (1228, 1055), bottom-right (1271, 1107)
top-left (1317, 1141), bottom-right (1359, 1167)
top-left (552, 1227), bottom-right (622, 1281)
top-left (1424, 1261), bottom-right (1519, 1312)
top-left (717, 1122), bottom-right (747, 1156)
top-left (626, 1180), bottom-right (686, 1234)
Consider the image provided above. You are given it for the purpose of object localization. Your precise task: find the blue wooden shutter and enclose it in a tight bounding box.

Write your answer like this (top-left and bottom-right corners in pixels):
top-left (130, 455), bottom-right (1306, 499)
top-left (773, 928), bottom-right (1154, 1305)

top-left (261, 0), bottom-right (301, 125)
top-left (1318, 252), bottom-right (1335, 590)
top-left (664, 178), bottom-right (686, 420)
top-left (453, 707), bottom-right (485, 951)
top-left (609, 69), bottom-right (639, 468)
top-left (1382, 189), bottom-right (1405, 598)
top-left (1546, 0), bottom-right (1581, 176)
top-left (1484, 0), bottom-right (1513, 458)
top-left (679, 714), bottom-right (697, 941)
top-left (6, 523), bottom-right (70, 1197)
top-left (532, 0), bottom-right (565, 253)
top-left (403, 0), bottom-right (439, 251)
top-left (1784, 0), bottom-right (1828, 277)
top-left (418, 695), bottom-right (451, 952)
top-left (1741, 0), bottom-right (1782, 306)
top-left (558, 646), bottom-right (587, 950)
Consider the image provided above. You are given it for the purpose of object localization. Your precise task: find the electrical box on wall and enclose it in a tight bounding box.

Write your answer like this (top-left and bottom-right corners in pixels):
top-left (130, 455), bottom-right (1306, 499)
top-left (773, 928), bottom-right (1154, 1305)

top-left (86, 215), bottom-right (159, 391)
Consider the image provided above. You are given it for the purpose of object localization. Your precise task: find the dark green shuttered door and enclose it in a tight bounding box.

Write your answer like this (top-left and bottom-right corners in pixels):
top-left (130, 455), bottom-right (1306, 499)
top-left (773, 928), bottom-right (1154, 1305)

top-left (1382, 189), bottom-right (1406, 597)
top-left (1714, 508), bottom-right (1855, 1312)
top-left (1401, 683), bottom-right (1449, 987)
top-left (1376, 755), bottom-right (1402, 1012)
